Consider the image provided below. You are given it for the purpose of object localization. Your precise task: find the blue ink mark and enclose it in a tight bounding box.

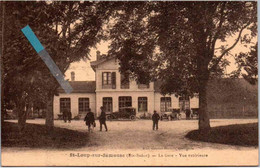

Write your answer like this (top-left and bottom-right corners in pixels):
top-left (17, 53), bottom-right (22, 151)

top-left (21, 25), bottom-right (44, 53)
top-left (39, 50), bottom-right (73, 93)
top-left (21, 25), bottom-right (73, 94)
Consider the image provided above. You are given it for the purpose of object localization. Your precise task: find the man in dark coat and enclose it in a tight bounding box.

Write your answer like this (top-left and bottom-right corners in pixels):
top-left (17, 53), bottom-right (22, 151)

top-left (152, 110), bottom-right (160, 130)
top-left (63, 108), bottom-right (69, 123)
top-left (68, 109), bottom-right (72, 123)
top-left (185, 109), bottom-right (191, 120)
top-left (84, 108), bottom-right (95, 132)
top-left (98, 106), bottom-right (108, 131)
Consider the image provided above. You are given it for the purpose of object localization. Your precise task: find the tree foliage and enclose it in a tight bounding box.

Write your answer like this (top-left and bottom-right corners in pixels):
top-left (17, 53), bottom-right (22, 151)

top-left (1, 1), bottom-right (115, 130)
top-left (235, 43), bottom-right (258, 84)
top-left (106, 1), bottom-right (257, 132)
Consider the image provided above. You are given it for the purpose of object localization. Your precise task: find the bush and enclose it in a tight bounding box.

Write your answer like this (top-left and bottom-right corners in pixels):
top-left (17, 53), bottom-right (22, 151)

top-left (186, 123), bottom-right (258, 146)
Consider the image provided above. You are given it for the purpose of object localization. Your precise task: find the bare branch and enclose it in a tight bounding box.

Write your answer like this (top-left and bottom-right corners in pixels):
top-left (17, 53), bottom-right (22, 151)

top-left (209, 23), bottom-right (250, 72)
top-left (210, 2), bottom-right (226, 56)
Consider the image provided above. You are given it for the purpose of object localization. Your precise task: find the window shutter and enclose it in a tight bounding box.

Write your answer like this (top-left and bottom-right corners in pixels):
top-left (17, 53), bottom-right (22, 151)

top-left (102, 72), bottom-right (104, 88)
top-left (112, 72), bottom-right (116, 89)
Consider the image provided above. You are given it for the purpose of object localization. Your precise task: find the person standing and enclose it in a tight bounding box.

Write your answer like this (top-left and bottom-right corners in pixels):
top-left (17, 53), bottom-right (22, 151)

top-left (68, 109), bottom-right (72, 123)
top-left (152, 110), bottom-right (160, 130)
top-left (185, 109), bottom-right (191, 120)
top-left (63, 108), bottom-right (68, 123)
top-left (84, 108), bottom-right (95, 132)
top-left (98, 106), bottom-right (108, 131)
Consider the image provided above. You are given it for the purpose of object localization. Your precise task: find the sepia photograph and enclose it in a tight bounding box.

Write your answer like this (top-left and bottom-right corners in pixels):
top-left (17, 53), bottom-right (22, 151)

top-left (0, 0), bottom-right (258, 166)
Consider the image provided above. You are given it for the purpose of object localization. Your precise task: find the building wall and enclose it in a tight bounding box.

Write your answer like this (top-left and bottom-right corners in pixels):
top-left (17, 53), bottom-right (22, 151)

top-left (95, 91), bottom-right (155, 117)
top-left (53, 57), bottom-right (201, 119)
top-left (53, 91), bottom-right (199, 119)
top-left (95, 58), bottom-right (154, 92)
top-left (53, 93), bottom-right (96, 119)
top-left (154, 93), bottom-right (199, 112)
top-left (96, 59), bottom-right (118, 91)
top-left (95, 57), bottom-right (156, 117)
top-left (190, 96), bottom-right (199, 109)
top-left (154, 92), bottom-right (179, 113)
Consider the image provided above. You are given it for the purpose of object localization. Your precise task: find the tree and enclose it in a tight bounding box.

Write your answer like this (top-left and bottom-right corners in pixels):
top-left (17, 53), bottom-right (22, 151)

top-left (1, 1), bottom-right (115, 131)
top-left (235, 43), bottom-right (258, 84)
top-left (1, 1), bottom-right (54, 132)
top-left (107, 1), bottom-right (257, 133)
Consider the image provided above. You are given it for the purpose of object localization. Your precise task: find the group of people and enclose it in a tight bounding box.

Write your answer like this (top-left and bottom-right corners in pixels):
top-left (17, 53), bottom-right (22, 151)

top-left (84, 106), bottom-right (108, 132)
top-left (84, 107), bottom-right (161, 132)
top-left (64, 107), bottom-right (192, 132)
top-left (63, 107), bottom-right (190, 132)
top-left (64, 106), bottom-right (162, 131)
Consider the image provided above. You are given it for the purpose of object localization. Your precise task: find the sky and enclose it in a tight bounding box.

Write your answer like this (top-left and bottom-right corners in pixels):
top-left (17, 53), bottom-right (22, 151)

top-left (64, 41), bottom-right (109, 81)
top-left (64, 31), bottom-right (256, 81)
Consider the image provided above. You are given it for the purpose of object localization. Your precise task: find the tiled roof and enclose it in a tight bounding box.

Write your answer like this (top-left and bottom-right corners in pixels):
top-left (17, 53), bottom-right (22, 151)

top-left (58, 81), bottom-right (96, 93)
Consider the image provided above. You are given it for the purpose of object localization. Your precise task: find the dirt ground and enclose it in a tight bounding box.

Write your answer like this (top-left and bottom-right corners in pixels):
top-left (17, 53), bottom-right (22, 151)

top-left (1, 119), bottom-right (258, 166)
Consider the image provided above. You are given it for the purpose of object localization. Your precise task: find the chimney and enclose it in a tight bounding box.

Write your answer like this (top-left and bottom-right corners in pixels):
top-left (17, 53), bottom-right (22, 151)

top-left (71, 71), bottom-right (75, 81)
top-left (96, 51), bottom-right (101, 60)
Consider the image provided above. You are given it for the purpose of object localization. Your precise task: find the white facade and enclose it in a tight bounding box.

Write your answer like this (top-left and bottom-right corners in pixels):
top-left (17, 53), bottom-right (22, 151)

top-left (54, 93), bottom-right (96, 119)
top-left (154, 93), bottom-right (180, 112)
top-left (53, 57), bottom-right (199, 119)
top-left (94, 58), bottom-right (156, 117)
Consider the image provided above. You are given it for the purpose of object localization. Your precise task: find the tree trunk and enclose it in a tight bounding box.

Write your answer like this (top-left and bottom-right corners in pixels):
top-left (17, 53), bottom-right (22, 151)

top-left (1, 2), bottom-right (5, 127)
top-left (198, 79), bottom-right (211, 133)
top-left (18, 104), bottom-right (27, 133)
top-left (45, 95), bottom-right (54, 132)
top-left (192, 25), bottom-right (211, 133)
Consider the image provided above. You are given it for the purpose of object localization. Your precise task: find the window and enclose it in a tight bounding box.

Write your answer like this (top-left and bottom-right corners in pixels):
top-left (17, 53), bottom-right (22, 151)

top-left (121, 73), bottom-right (130, 89)
top-left (137, 81), bottom-right (150, 89)
top-left (103, 97), bottom-right (113, 113)
top-left (119, 96), bottom-right (132, 109)
top-left (60, 98), bottom-right (71, 113)
top-left (78, 98), bottom-right (90, 114)
top-left (138, 97), bottom-right (148, 112)
top-left (102, 72), bottom-right (116, 89)
top-left (160, 97), bottom-right (171, 112)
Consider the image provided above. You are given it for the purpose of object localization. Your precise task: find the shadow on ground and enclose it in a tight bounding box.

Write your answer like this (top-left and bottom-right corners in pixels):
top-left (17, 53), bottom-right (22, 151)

top-left (2, 122), bottom-right (90, 149)
top-left (185, 123), bottom-right (258, 147)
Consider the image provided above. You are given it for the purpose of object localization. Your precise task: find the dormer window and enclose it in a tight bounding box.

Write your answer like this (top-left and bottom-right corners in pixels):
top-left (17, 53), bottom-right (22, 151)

top-left (102, 72), bottom-right (116, 89)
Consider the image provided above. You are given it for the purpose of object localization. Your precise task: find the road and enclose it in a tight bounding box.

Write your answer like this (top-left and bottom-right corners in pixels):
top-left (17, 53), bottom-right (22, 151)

top-left (2, 119), bottom-right (258, 166)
